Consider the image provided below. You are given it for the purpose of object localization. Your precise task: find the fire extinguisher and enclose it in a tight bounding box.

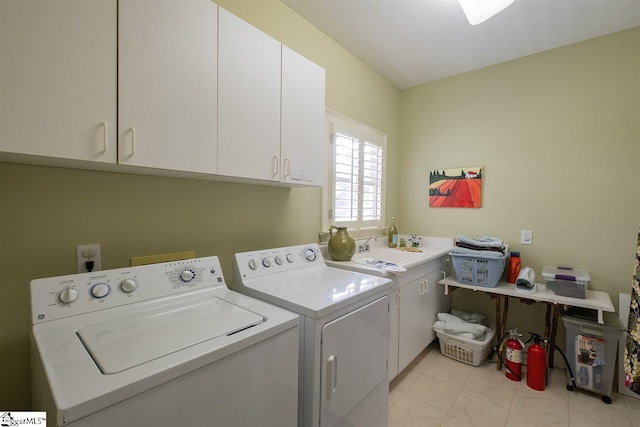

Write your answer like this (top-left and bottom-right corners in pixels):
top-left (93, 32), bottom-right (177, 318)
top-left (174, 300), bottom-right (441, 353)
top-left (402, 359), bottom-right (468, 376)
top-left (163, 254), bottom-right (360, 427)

top-left (527, 332), bottom-right (546, 391)
top-left (505, 330), bottom-right (523, 381)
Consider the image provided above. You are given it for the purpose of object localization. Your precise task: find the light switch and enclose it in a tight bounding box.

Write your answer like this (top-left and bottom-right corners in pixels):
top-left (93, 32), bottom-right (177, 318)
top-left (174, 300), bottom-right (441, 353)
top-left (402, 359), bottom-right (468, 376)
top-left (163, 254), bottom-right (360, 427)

top-left (521, 230), bottom-right (533, 245)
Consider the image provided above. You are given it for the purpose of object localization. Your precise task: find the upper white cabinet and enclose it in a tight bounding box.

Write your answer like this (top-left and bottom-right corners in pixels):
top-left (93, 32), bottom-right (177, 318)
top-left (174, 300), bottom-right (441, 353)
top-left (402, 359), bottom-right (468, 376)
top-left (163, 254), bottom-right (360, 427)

top-left (281, 46), bottom-right (326, 186)
top-left (118, 0), bottom-right (218, 174)
top-left (0, 0), bottom-right (117, 163)
top-left (218, 8), bottom-right (326, 186)
top-left (1, 2), bottom-right (325, 186)
top-left (217, 7), bottom-right (281, 182)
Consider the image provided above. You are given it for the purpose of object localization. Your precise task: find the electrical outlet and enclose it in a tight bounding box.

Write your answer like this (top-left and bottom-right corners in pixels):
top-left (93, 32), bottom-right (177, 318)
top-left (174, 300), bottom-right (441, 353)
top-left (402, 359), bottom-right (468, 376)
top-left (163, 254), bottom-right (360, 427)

top-left (77, 244), bottom-right (102, 273)
top-left (521, 230), bottom-right (533, 245)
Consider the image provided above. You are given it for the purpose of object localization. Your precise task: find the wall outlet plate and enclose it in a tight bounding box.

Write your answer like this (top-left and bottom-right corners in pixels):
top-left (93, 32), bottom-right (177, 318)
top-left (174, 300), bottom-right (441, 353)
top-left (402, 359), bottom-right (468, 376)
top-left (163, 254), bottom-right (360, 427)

top-left (77, 243), bottom-right (102, 272)
top-left (521, 230), bottom-right (533, 245)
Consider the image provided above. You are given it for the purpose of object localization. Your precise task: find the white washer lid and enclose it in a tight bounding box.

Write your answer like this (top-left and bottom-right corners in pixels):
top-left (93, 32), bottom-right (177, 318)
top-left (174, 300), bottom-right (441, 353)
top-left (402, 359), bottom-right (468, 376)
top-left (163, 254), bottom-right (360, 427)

top-left (77, 297), bottom-right (263, 374)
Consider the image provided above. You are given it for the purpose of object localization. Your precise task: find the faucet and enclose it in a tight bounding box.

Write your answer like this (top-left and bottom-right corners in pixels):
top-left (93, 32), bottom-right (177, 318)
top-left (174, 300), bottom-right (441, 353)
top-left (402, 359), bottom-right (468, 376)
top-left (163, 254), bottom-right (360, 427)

top-left (359, 236), bottom-right (378, 253)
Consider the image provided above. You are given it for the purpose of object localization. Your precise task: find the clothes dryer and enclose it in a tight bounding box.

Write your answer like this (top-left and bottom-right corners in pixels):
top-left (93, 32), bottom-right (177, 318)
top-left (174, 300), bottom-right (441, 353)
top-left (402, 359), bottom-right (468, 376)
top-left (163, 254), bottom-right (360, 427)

top-left (231, 244), bottom-right (392, 427)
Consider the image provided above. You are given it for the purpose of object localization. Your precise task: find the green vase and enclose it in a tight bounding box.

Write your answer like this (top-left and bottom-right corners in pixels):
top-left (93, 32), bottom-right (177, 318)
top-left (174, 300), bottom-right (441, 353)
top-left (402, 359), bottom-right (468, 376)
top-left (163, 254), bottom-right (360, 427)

top-left (328, 226), bottom-right (356, 261)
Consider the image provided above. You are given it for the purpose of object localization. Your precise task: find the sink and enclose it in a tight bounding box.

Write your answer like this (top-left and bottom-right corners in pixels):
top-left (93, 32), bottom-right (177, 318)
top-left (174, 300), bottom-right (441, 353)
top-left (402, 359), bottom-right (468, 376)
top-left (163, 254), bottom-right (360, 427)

top-left (352, 248), bottom-right (428, 265)
top-left (323, 237), bottom-right (453, 277)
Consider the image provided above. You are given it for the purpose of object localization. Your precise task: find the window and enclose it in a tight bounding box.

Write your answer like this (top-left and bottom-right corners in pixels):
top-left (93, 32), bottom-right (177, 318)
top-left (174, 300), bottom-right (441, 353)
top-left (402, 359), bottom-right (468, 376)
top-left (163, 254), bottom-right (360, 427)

top-left (326, 111), bottom-right (386, 229)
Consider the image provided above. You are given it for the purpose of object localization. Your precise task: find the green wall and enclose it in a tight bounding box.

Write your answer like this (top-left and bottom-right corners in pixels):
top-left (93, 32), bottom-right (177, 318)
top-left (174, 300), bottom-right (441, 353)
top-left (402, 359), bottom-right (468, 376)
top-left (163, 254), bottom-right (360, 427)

top-left (2, 0), bottom-right (637, 410)
top-left (0, 0), bottom-right (400, 409)
top-left (398, 27), bottom-right (640, 336)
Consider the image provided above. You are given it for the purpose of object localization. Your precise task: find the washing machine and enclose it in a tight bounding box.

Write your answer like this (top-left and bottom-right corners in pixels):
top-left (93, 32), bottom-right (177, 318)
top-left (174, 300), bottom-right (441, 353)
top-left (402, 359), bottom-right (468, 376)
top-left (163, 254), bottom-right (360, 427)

top-left (230, 244), bottom-right (393, 427)
top-left (30, 256), bottom-right (299, 427)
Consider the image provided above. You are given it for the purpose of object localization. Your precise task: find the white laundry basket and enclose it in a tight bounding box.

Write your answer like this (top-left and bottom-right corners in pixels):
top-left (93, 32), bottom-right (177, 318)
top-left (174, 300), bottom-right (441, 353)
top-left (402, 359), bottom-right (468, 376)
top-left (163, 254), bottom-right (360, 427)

top-left (434, 322), bottom-right (496, 366)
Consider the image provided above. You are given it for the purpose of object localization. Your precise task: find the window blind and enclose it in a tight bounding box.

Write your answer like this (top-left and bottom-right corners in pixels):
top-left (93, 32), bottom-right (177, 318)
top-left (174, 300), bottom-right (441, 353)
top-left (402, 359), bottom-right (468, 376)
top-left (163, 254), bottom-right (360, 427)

top-left (331, 120), bottom-right (385, 228)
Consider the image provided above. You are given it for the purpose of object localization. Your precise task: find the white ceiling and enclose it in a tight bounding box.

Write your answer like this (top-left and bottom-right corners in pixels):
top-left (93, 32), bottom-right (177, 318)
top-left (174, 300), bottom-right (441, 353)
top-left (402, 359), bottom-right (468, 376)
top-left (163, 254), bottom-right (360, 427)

top-left (283, 0), bottom-right (640, 89)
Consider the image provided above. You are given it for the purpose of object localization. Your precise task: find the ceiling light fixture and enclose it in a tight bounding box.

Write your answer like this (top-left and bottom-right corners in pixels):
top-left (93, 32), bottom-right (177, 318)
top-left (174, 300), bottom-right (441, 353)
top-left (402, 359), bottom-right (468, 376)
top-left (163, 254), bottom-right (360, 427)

top-left (458, 0), bottom-right (515, 25)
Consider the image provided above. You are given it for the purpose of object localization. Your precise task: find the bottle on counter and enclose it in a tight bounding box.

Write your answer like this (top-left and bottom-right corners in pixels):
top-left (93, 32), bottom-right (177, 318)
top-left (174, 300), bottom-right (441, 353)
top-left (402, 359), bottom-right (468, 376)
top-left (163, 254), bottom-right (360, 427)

top-left (388, 217), bottom-right (398, 248)
top-left (507, 251), bottom-right (521, 284)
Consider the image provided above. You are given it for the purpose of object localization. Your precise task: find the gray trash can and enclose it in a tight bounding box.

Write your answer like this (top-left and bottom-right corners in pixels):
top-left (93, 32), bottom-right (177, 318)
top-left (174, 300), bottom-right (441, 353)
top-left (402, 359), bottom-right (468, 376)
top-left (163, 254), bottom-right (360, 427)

top-left (562, 311), bottom-right (625, 403)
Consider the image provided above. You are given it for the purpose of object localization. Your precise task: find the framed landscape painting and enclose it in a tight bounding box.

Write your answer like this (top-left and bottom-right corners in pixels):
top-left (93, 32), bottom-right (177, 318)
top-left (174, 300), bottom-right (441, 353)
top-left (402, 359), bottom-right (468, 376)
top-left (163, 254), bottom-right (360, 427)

top-left (429, 167), bottom-right (482, 208)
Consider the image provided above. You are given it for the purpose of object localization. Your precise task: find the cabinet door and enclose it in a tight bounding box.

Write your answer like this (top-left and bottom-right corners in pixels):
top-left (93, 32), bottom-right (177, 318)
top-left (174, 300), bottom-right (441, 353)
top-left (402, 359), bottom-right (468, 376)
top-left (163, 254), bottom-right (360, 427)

top-left (281, 46), bottom-right (326, 186)
top-left (423, 269), bottom-right (451, 345)
top-left (1, 0), bottom-right (116, 163)
top-left (398, 279), bottom-right (427, 373)
top-left (218, 8), bottom-right (281, 181)
top-left (118, 0), bottom-right (217, 174)
top-left (389, 288), bottom-right (400, 381)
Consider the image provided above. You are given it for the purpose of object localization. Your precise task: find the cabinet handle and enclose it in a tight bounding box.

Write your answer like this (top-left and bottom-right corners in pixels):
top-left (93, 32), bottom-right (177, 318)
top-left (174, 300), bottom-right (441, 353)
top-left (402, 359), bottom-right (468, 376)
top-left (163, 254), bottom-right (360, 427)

top-left (326, 354), bottom-right (337, 399)
top-left (272, 155), bottom-right (279, 177)
top-left (128, 127), bottom-right (136, 158)
top-left (100, 121), bottom-right (108, 154)
top-left (284, 157), bottom-right (291, 178)
top-left (396, 292), bottom-right (401, 309)
top-left (419, 279), bottom-right (429, 295)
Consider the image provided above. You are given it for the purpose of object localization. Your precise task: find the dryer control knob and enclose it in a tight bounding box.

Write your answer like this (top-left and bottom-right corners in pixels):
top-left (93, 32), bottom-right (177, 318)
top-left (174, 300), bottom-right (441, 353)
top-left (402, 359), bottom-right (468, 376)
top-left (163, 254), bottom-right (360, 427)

top-left (286, 253), bottom-right (294, 263)
top-left (262, 258), bottom-right (272, 268)
top-left (120, 278), bottom-right (138, 293)
top-left (58, 287), bottom-right (78, 304)
top-left (274, 256), bottom-right (283, 265)
top-left (248, 259), bottom-right (258, 270)
top-left (304, 249), bottom-right (317, 262)
top-left (91, 283), bottom-right (110, 299)
top-left (180, 270), bottom-right (195, 282)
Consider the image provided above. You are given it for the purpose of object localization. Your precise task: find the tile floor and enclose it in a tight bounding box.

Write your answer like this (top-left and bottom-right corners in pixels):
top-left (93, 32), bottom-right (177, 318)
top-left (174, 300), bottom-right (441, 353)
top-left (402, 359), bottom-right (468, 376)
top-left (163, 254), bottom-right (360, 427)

top-left (388, 342), bottom-right (640, 427)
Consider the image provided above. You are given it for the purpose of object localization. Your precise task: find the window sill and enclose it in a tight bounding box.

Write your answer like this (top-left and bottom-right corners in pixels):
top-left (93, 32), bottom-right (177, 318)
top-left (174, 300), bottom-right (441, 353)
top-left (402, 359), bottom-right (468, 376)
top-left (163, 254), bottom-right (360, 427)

top-left (318, 226), bottom-right (386, 244)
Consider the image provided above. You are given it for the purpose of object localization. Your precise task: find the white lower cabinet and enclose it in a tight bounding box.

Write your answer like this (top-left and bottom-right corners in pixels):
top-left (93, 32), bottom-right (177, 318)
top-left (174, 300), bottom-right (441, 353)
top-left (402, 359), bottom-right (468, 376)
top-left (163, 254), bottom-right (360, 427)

top-left (389, 256), bottom-right (451, 380)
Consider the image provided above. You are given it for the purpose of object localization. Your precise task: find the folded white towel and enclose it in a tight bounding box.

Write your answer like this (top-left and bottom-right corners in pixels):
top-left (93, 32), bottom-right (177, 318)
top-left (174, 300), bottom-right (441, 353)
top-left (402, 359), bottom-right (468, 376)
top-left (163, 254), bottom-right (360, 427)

top-left (451, 309), bottom-right (485, 323)
top-left (437, 313), bottom-right (487, 338)
top-left (433, 321), bottom-right (477, 340)
top-left (353, 258), bottom-right (407, 273)
top-left (449, 247), bottom-right (505, 258)
top-left (455, 234), bottom-right (504, 248)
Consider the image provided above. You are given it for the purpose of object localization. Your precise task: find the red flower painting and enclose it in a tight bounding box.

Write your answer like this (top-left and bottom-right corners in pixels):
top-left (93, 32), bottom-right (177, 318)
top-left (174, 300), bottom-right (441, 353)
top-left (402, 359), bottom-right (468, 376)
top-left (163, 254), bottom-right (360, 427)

top-left (429, 167), bottom-right (482, 208)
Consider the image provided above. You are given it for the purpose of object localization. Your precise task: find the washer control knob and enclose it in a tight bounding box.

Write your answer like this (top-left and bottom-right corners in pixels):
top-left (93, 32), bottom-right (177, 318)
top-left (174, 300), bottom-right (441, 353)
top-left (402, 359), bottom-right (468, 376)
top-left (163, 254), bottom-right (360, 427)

top-left (248, 259), bottom-right (258, 270)
top-left (91, 283), bottom-right (110, 299)
top-left (120, 278), bottom-right (138, 293)
top-left (262, 258), bottom-right (272, 268)
top-left (274, 256), bottom-right (283, 265)
top-left (180, 269), bottom-right (195, 282)
top-left (58, 287), bottom-right (78, 304)
top-left (286, 253), bottom-right (295, 263)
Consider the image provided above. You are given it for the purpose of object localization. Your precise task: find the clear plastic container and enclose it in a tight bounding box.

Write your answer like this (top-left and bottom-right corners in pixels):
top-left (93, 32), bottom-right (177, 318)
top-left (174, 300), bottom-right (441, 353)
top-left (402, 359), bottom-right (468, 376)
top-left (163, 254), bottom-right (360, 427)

top-left (562, 311), bottom-right (625, 403)
top-left (542, 266), bottom-right (590, 299)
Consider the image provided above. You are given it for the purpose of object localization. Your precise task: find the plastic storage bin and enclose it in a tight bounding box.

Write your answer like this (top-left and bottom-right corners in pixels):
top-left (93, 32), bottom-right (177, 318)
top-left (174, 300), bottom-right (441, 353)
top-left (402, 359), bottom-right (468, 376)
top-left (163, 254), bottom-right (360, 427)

top-left (562, 311), bottom-right (625, 403)
top-left (450, 251), bottom-right (507, 288)
top-left (434, 322), bottom-right (496, 366)
top-left (542, 266), bottom-right (589, 299)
